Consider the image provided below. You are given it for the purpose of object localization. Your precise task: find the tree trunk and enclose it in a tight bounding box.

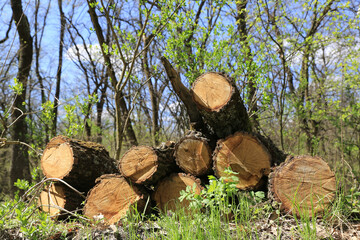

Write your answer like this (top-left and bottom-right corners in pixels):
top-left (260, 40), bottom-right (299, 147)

top-left (268, 155), bottom-right (336, 217)
top-left (83, 174), bottom-right (149, 225)
top-left (153, 173), bottom-right (203, 212)
top-left (213, 132), bottom-right (271, 190)
top-left (191, 72), bottom-right (252, 138)
top-left (118, 142), bottom-right (179, 187)
top-left (10, 0), bottom-right (33, 193)
top-left (52, 0), bottom-right (66, 137)
top-left (41, 136), bottom-right (118, 193)
top-left (38, 182), bottom-right (84, 219)
top-left (174, 131), bottom-right (213, 177)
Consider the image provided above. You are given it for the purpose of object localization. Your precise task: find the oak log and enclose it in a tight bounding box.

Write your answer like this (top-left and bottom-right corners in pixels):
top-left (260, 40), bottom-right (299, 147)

top-left (268, 155), bottom-right (336, 216)
top-left (83, 174), bottom-right (149, 224)
top-left (213, 132), bottom-right (271, 190)
top-left (41, 136), bottom-right (118, 193)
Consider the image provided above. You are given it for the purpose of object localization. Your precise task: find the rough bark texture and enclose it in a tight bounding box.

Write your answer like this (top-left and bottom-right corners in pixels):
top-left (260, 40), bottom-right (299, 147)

top-left (160, 57), bottom-right (206, 133)
top-left (153, 173), bottom-right (203, 212)
top-left (83, 174), bottom-right (149, 225)
top-left (119, 142), bottom-right (179, 187)
top-left (268, 155), bottom-right (336, 217)
top-left (38, 182), bottom-right (84, 219)
top-left (255, 133), bottom-right (288, 166)
top-left (213, 132), bottom-right (271, 190)
top-left (41, 136), bottom-right (118, 193)
top-left (174, 131), bottom-right (213, 176)
top-left (10, 0), bottom-right (33, 193)
top-left (191, 72), bottom-right (252, 139)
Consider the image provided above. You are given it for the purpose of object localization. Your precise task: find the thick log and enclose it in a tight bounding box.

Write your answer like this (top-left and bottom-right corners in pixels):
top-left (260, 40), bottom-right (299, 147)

top-left (38, 182), bottom-right (84, 219)
top-left (174, 131), bottom-right (212, 176)
top-left (41, 136), bottom-right (118, 193)
top-left (268, 155), bottom-right (336, 217)
top-left (191, 72), bottom-right (252, 138)
top-left (153, 173), bottom-right (203, 212)
top-left (119, 142), bottom-right (179, 187)
top-left (213, 132), bottom-right (271, 190)
top-left (83, 174), bottom-right (149, 224)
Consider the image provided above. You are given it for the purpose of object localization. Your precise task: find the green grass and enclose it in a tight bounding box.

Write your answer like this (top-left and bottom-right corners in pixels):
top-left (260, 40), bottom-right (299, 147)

top-left (0, 168), bottom-right (359, 239)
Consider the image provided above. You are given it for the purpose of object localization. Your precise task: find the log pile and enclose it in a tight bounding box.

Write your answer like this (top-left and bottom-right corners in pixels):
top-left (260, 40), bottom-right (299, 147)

top-left (38, 69), bottom-right (336, 223)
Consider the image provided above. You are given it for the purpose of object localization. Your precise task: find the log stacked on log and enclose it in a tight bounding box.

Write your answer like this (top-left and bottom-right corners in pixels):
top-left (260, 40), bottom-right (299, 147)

top-left (174, 131), bottom-right (212, 177)
top-left (38, 136), bottom-right (118, 217)
top-left (118, 142), bottom-right (179, 187)
top-left (213, 132), bottom-right (271, 190)
top-left (191, 72), bottom-right (252, 138)
top-left (38, 69), bottom-right (337, 222)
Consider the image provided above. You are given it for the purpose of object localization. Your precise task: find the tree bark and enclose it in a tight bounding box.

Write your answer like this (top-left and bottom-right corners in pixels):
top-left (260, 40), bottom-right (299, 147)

top-left (87, 0), bottom-right (138, 159)
top-left (160, 57), bottom-right (208, 134)
top-left (153, 173), bottom-right (203, 212)
top-left (41, 136), bottom-right (118, 193)
top-left (268, 155), bottom-right (336, 217)
top-left (191, 72), bottom-right (252, 138)
top-left (83, 174), bottom-right (149, 225)
top-left (52, 0), bottom-right (66, 137)
top-left (235, 0), bottom-right (260, 130)
top-left (174, 131), bottom-right (213, 177)
top-left (213, 132), bottom-right (271, 190)
top-left (10, 0), bottom-right (33, 193)
top-left (118, 142), bottom-right (179, 187)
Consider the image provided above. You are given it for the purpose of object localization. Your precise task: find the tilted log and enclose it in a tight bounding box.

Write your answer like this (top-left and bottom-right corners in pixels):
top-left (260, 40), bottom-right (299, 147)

top-left (153, 173), bottom-right (203, 212)
top-left (83, 174), bottom-right (149, 225)
top-left (174, 131), bottom-right (213, 177)
top-left (118, 142), bottom-right (179, 187)
top-left (191, 72), bottom-right (252, 138)
top-left (213, 132), bottom-right (271, 190)
top-left (41, 136), bottom-right (118, 193)
top-left (268, 155), bottom-right (336, 217)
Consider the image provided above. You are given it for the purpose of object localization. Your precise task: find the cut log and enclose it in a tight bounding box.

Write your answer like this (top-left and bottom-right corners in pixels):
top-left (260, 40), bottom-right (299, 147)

top-left (213, 132), bottom-right (271, 190)
top-left (191, 72), bottom-right (252, 138)
top-left (174, 131), bottom-right (212, 176)
top-left (83, 174), bottom-right (149, 225)
top-left (268, 155), bottom-right (336, 217)
top-left (119, 142), bottom-right (179, 187)
top-left (153, 173), bottom-right (203, 212)
top-left (41, 136), bottom-right (118, 193)
top-left (38, 182), bottom-right (84, 218)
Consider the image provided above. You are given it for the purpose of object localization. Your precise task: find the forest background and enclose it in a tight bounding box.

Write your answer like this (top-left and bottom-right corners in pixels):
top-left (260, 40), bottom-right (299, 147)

top-left (0, 0), bottom-right (359, 198)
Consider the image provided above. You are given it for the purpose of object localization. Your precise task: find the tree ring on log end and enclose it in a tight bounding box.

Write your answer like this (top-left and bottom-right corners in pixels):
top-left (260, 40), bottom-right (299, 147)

top-left (83, 175), bottom-right (146, 224)
top-left (38, 183), bottom-right (66, 217)
top-left (153, 173), bottom-right (202, 212)
top-left (192, 72), bottom-right (232, 111)
top-left (269, 155), bottom-right (336, 216)
top-left (175, 138), bottom-right (212, 176)
top-left (119, 146), bottom-right (158, 184)
top-left (213, 132), bottom-right (271, 190)
top-left (41, 137), bottom-right (74, 179)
